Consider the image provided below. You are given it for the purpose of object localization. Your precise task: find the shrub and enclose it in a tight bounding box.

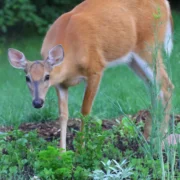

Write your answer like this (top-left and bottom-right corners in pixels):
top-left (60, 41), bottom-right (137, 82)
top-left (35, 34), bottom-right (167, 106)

top-left (0, 0), bottom-right (46, 34)
top-left (0, 0), bottom-right (82, 35)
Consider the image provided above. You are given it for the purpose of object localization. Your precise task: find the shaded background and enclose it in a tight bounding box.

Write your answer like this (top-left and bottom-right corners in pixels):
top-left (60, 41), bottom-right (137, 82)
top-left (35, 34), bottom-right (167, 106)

top-left (0, 0), bottom-right (82, 36)
top-left (170, 0), bottom-right (180, 10)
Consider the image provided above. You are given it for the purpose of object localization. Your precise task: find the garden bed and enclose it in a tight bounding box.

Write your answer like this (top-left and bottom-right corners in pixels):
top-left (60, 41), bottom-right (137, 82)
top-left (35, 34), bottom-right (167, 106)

top-left (0, 110), bottom-right (151, 150)
top-left (1, 110), bottom-right (180, 179)
top-left (1, 110), bottom-right (180, 150)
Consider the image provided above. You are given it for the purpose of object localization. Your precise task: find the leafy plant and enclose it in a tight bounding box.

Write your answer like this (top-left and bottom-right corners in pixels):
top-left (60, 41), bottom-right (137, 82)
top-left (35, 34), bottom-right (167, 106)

top-left (73, 166), bottom-right (90, 180)
top-left (35, 146), bottom-right (74, 179)
top-left (73, 117), bottom-right (107, 170)
top-left (0, 130), bottom-right (50, 179)
top-left (90, 159), bottom-right (133, 180)
top-left (118, 117), bottom-right (144, 138)
top-left (129, 157), bottom-right (162, 180)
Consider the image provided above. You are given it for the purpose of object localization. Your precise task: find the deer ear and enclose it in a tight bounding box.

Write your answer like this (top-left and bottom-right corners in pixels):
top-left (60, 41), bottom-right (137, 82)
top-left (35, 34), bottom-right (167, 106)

top-left (46, 45), bottom-right (64, 67)
top-left (8, 48), bottom-right (27, 69)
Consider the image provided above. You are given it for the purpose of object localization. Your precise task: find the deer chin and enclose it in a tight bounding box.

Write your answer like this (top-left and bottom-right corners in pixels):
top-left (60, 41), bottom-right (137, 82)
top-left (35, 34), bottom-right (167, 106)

top-left (33, 104), bottom-right (44, 109)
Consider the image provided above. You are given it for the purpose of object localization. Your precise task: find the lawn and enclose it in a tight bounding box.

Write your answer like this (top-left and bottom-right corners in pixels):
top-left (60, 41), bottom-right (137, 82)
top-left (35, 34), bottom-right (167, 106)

top-left (0, 12), bottom-right (180, 126)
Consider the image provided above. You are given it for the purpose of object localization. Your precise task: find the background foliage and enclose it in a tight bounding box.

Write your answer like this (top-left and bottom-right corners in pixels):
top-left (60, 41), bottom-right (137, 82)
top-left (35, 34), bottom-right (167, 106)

top-left (0, 0), bottom-right (82, 35)
top-left (170, 0), bottom-right (180, 10)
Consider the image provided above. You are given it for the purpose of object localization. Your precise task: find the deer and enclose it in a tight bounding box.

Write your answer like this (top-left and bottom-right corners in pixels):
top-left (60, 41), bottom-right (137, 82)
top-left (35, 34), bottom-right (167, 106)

top-left (8, 0), bottom-right (174, 151)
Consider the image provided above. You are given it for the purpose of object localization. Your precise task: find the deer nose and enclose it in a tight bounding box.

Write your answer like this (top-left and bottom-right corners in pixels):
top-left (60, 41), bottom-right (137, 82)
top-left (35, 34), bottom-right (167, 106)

top-left (32, 99), bottom-right (44, 109)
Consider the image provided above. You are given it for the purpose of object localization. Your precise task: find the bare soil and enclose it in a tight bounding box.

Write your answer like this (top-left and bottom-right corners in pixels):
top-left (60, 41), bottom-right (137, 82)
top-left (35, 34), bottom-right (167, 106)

top-left (0, 110), bottom-right (180, 150)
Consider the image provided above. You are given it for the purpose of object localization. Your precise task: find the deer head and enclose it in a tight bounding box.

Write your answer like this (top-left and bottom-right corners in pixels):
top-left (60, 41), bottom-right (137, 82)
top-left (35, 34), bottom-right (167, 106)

top-left (8, 45), bottom-right (64, 109)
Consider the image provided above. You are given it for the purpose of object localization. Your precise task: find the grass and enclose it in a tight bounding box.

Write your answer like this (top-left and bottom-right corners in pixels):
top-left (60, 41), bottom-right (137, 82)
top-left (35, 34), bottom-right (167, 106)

top-left (0, 12), bottom-right (180, 127)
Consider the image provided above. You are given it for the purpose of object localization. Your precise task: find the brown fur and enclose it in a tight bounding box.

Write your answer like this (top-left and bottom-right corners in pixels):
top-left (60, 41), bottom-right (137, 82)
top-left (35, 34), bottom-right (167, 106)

top-left (29, 62), bottom-right (44, 81)
top-left (41, 0), bottom-right (174, 149)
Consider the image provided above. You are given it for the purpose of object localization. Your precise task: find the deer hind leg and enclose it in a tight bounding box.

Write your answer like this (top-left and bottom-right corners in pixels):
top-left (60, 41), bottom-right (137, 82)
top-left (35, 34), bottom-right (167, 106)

top-left (128, 53), bottom-right (154, 139)
top-left (128, 52), bottom-right (173, 139)
top-left (155, 53), bottom-right (174, 137)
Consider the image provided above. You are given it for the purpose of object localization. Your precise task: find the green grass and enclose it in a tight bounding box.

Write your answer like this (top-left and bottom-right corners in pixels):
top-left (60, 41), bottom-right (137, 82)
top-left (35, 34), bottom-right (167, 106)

top-left (0, 12), bottom-right (180, 126)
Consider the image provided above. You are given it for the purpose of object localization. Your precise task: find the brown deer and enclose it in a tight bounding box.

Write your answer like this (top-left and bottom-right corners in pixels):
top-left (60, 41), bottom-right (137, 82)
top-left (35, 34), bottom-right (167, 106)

top-left (8, 0), bottom-right (174, 151)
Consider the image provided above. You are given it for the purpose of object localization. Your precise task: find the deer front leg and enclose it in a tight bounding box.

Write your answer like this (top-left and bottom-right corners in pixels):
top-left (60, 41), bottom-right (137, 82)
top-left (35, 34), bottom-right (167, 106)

top-left (81, 73), bottom-right (102, 131)
top-left (56, 85), bottom-right (69, 151)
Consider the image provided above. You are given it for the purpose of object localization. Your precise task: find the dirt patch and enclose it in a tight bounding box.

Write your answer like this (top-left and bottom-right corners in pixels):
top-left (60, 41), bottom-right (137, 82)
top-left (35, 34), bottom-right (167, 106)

top-left (1, 110), bottom-right (180, 150)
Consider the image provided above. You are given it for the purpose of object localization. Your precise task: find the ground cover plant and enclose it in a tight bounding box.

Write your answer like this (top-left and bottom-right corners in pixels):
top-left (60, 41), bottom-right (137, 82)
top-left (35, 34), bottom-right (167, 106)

top-left (0, 7), bottom-right (180, 180)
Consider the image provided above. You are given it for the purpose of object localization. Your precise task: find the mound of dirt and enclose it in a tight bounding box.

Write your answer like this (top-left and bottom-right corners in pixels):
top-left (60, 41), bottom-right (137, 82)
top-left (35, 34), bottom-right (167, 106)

top-left (0, 110), bottom-right (180, 150)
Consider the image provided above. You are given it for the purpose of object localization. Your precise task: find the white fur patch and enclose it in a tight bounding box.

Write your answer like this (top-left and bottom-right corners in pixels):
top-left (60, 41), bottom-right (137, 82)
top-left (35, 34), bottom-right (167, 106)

top-left (164, 19), bottom-right (173, 56)
top-left (132, 53), bottom-right (154, 82)
top-left (164, 0), bottom-right (173, 56)
top-left (106, 52), bottom-right (154, 83)
top-left (165, 0), bottom-right (170, 16)
top-left (107, 53), bottom-right (132, 68)
top-left (58, 86), bottom-right (67, 100)
top-left (159, 90), bottom-right (164, 100)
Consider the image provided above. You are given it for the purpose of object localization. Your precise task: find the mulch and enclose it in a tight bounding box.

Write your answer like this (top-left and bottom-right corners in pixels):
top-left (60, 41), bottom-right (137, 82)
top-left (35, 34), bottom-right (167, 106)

top-left (0, 110), bottom-right (180, 149)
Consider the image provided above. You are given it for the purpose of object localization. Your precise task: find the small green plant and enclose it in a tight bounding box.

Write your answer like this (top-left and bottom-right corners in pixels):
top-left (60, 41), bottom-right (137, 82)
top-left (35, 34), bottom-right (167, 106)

top-left (90, 159), bottom-right (133, 180)
top-left (73, 116), bottom-right (107, 170)
top-left (129, 157), bottom-right (162, 179)
top-left (73, 166), bottom-right (90, 180)
top-left (118, 117), bottom-right (143, 138)
top-left (34, 146), bottom-right (90, 180)
top-left (35, 146), bottom-right (74, 180)
top-left (0, 130), bottom-right (50, 179)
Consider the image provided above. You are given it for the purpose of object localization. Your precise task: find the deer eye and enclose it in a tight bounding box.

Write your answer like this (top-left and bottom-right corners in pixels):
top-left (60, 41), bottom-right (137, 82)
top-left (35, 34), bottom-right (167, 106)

top-left (26, 76), bottom-right (31, 82)
top-left (44, 75), bottom-right (50, 81)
